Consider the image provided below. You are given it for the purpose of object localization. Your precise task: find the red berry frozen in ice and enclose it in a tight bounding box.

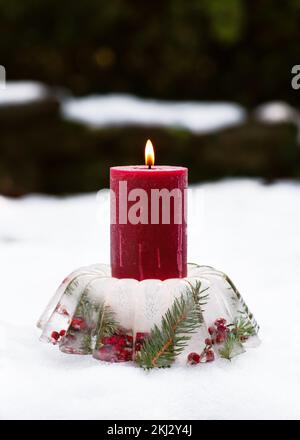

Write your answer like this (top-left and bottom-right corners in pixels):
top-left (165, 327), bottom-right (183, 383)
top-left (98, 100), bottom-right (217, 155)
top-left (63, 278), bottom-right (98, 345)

top-left (59, 329), bottom-right (66, 337)
top-left (118, 337), bottom-right (126, 347)
top-left (110, 336), bottom-right (118, 345)
top-left (134, 332), bottom-right (149, 353)
top-left (205, 350), bottom-right (215, 362)
top-left (50, 331), bottom-right (60, 344)
top-left (97, 347), bottom-right (113, 362)
top-left (208, 326), bottom-right (215, 335)
top-left (216, 333), bottom-right (226, 343)
top-left (51, 331), bottom-right (60, 340)
top-left (217, 324), bottom-right (228, 333)
top-left (136, 332), bottom-right (149, 342)
top-left (215, 318), bottom-right (227, 326)
top-left (135, 343), bottom-right (142, 352)
top-left (71, 318), bottom-right (86, 330)
top-left (205, 338), bottom-right (213, 346)
top-left (187, 352), bottom-right (201, 365)
top-left (117, 349), bottom-right (127, 361)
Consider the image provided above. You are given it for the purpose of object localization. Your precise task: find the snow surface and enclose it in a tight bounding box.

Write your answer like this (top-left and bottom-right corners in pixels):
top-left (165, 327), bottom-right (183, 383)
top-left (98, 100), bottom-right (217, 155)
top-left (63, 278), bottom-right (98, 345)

top-left (255, 101), bottom-right (298, 123)
top-left (255, 101), bottom-right (300, 142)
top-left (1, 81), bottom-right (245, 133)
top-left (62, 94), bottom-right (245, 133)
top-left (0, 179), bottom-right (300, 420)
top-left (0, 81), bottom-right (49, 106)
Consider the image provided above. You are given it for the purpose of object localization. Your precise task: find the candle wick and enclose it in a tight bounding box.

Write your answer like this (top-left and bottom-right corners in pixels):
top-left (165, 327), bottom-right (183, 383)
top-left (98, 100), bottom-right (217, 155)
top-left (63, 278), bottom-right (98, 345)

top-left (148, 165), bottom-right (152, 169)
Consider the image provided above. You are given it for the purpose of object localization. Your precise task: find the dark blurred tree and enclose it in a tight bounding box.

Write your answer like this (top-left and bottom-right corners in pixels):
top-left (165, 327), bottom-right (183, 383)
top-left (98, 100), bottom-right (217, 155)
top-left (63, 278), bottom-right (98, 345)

top-left (1, 0), bottom-right (300, 105)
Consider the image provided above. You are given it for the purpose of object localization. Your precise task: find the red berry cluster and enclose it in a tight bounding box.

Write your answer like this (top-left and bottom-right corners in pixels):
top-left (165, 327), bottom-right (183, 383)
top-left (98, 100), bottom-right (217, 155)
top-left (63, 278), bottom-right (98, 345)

top-left (187, 346), bottom-right (215, 365)
top-left (51, 329), bottom-right (66, 344)
top-left (94, 331), bottom-right (150, 363)
top-left (187, 352), bottom-right (201, 364)
top-left (207, 317), bottom-right (229, 344)
top-left (51, 316), bottom-right (88, 346)
top-left (187, 317), bottom-right (229, 365)
top-left (70, 317), bottom-right (87, 331)
top-left (95, 330), bottom-right (133, 362)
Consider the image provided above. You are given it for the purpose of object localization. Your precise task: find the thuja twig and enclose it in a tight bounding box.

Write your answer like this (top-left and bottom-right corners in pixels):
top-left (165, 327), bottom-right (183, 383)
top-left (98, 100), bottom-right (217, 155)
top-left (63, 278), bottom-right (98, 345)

top-left (219, 317), bottom-right (256, 360)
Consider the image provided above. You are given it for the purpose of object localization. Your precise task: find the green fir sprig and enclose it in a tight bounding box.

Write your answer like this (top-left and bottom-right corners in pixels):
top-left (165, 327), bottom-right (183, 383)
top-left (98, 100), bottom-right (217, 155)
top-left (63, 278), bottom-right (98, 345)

top-left (65, 291), bottom-right (97, 354)
top-left (187, 280), bottom-right (209, 324)
top-left (94, 303), bottom-right (120, 348)
top-left (80, 333), bottom-right (93, 353)
top-left (136, 282), bottom-right (209, 369)
top-left (76, 292), bottom-right (100, 323)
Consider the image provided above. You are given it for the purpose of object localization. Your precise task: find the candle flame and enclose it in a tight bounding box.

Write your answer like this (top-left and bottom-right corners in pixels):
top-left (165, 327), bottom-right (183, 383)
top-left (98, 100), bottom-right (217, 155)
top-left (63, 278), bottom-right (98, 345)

top-left (145, 139), bottom-right (155, 167)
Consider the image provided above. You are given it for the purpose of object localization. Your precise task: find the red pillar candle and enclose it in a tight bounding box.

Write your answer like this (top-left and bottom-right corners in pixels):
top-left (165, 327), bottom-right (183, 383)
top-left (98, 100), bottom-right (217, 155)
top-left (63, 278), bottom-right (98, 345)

top-left (110, 140), bottom-right (188, 280)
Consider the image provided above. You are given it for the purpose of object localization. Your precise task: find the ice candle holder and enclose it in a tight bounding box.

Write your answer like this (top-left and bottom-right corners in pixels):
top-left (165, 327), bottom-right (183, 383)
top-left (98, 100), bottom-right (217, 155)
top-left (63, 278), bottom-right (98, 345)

top-left (37, 264), bottom-right (260, 368)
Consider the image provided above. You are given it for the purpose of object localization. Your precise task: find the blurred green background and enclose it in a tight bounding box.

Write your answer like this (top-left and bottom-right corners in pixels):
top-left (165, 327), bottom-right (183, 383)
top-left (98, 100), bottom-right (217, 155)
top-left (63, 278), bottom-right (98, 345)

top-left (1, 0), bottom-right (300, 195)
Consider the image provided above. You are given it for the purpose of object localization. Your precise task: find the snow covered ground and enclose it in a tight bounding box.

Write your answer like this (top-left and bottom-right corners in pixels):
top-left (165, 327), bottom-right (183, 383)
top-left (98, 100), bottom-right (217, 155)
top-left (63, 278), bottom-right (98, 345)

top-left (0, 81), bottom-right (49, 106)
top-left (3, 81), bottom-right (299, 134)
top-left (0, 179), bottom-right (300, 420)
top-left (62, 94), bottom-right (245, 133)
top-left (0, 82), bottom-right (245, 133)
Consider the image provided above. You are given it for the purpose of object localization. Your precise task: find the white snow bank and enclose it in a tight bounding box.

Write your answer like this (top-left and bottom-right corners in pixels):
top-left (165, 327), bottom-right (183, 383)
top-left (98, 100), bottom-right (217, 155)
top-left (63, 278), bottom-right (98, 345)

top-left (1, 82), bottom-right (246, 133)
top-left (255, 101), bottom-right (298, 123)
top-left (1, 180), bottom-right (300, 419)
top-left (62, 94), bottom-right (246, 133)
top-left (0, 81), bottom-right (49, 106)
top-left (255, 101), bottom-right (300, 142)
